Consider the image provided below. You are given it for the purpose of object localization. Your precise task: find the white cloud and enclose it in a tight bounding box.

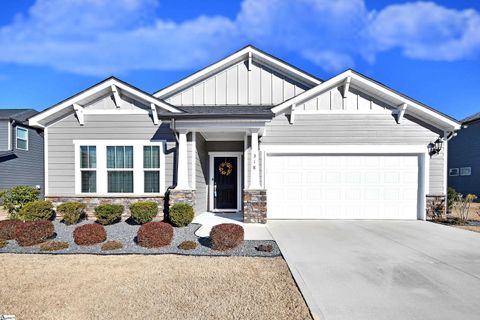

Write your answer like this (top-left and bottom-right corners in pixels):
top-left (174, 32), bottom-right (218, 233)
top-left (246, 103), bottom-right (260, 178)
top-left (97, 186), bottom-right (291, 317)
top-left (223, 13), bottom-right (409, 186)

top-left (369, 2), bottom-right (480, 61)
top-left (0, 0), bottom-right (478, 76)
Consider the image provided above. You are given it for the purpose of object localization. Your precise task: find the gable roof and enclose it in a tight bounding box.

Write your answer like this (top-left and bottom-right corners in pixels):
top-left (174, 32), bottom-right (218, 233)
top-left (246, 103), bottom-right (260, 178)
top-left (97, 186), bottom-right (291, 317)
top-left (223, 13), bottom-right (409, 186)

top-left (272, 69), bottom-right (461, 131)
top-left (153, 45), bottom-right (322, 99)
top-left (29, 77), bottom-right (182, 128)
top-left (461, 112), bottom-right (480, 125)
top-left (0, 109), bottom-right (38, 123)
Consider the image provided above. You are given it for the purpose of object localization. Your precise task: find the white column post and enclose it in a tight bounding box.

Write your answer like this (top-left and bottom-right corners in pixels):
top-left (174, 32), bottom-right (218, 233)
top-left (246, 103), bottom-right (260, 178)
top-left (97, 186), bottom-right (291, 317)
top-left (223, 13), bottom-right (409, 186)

top-left (176, 130), bottom-right (190, 189)
top-left (249, 130), bottom-right (261, 189)
top-left (191, 131), bottom-right (196, 190)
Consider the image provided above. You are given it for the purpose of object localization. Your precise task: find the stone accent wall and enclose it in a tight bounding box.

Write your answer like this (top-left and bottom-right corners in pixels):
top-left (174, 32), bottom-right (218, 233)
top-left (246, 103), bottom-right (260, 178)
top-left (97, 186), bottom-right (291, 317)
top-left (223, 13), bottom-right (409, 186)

top-left (426, 194), bottom-right (446, 220)
top-left (243, 189), bottom-right (267, 224)
top-left (47, 196), bottom-right (165, 220)
top-left (167, 189), bottom-right (196, 209)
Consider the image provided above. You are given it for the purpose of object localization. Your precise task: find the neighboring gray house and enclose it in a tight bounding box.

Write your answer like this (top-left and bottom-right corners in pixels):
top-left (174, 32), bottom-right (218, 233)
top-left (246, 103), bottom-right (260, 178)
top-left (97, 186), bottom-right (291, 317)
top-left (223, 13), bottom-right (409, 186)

top-left (28, 46), bottom-right (460, 222)
top-left (448, 112), bottom-right (480, 196)
top-left (0, 109), bottom-right (44, 196)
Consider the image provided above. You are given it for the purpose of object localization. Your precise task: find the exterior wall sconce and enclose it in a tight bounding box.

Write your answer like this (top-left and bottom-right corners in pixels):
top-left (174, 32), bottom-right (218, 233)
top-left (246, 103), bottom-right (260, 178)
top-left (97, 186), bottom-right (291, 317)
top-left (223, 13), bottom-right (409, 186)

top-left (429, 138), bottom-right (443, 156)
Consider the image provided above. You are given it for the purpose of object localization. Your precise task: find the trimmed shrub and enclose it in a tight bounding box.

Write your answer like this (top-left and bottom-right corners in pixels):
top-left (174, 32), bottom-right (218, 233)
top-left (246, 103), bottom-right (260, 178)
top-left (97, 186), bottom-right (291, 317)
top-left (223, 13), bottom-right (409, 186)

top-left (1, 185), bottom-right (40, 218)
top-left (73, 224), bottom-right (106, 246)
top-left (177, 240), bottom-right (197, 250)
top-left (15, 220), bottom-right (55, 246)
top-left (129, 201), bottom-right (158, 224)
top-left (447, 187), bottom-right (458, 213)
top-left (169, 203), bottom-right (194, 227)
top-left (137, 222), bottom-right (173, 248)
top-left (58, 202), bottom-right (86, 225)
top-left (95, 204), bottom-right (124, 225)
top-left (17, 200), bottom-right (55, 221)
top-left (40, 241), bottom-right (69, 252)
top-left (209, 223), bottom-right (244, 251)
top-left (0, 220), bottom-right (22, 240)
top-left (255, 244), bottom-right (273, 252)
top-left (0, 239), bottom-right (7, 248)
top-left (101, 240), bottom-right (124, 251)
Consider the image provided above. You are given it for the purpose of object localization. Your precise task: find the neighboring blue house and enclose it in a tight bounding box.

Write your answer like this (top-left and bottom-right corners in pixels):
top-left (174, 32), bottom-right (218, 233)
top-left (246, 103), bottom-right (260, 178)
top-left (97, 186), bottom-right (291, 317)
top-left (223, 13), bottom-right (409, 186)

top-left (448, 112), bottom-right (480, 196)
top-left (0, 109), bottom-right (44, 197)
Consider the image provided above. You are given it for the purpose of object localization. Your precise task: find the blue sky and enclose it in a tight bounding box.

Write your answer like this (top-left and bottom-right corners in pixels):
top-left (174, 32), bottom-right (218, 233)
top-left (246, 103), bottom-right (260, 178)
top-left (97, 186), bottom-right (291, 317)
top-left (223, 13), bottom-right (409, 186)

top-left (0, 0), bottom-right (479, 120)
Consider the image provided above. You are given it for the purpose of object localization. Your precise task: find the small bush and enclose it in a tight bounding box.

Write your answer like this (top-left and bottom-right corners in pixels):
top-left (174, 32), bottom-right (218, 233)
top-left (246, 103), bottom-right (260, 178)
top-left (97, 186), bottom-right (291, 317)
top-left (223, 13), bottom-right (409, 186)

top-left (210, 223), bottom-right (244, 251)
top-left (0, 220), bottom-right (22, 240)
top-left (17, 200), bottom-right (55, 221)
top-left (15, 220), bottom-right (55, 246)
top-left (0, 239), bottom-right (7, 248)
top-left (169, 203), bottom-right (194, 227)
top-left (39, 241), bottom-right (69, 252)
top-left (101, 240), bottom-right (124, 251)
top-left (177, 240), bottom-right (197, 250)
top-left (256, 244), bottom-right (273, 252)
top-left (58, 202), bottom-right (86, 225)
top-left (447, 187), bottom-right (458, 213)
top-left (129, 201), bottom-right (158, 224)
top-left (73, 224), bottom-right (106, 246)
top-left (1, 186), bottom-right (40, 218)
top-left (95, 204), bottom-right (124, 225)
top-left (137, 222), bottom-right (173, 248)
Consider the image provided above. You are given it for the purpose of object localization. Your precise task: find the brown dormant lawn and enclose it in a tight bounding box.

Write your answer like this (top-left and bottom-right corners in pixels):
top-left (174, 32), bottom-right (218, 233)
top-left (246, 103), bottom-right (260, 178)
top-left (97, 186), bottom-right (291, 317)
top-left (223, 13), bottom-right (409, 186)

top-left (0, 254), bottom-right (312, 320)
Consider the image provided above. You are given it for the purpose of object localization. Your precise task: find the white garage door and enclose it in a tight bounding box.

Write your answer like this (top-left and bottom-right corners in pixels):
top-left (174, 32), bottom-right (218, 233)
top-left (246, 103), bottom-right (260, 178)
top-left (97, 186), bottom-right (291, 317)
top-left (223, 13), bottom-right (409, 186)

top-left (266, 155), bottom-right (420, 220)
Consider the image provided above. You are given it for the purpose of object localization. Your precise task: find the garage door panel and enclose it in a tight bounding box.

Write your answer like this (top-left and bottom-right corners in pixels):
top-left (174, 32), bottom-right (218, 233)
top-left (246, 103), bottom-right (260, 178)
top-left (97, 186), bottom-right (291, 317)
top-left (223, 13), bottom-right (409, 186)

top-left (266, 155), bottom-right (419, 220)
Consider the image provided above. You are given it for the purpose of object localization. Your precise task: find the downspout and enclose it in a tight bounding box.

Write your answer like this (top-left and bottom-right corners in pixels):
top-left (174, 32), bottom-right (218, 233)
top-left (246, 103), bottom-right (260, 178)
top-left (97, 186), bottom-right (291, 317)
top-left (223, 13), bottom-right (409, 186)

top-left (169, 117), bottom-right (179, 190)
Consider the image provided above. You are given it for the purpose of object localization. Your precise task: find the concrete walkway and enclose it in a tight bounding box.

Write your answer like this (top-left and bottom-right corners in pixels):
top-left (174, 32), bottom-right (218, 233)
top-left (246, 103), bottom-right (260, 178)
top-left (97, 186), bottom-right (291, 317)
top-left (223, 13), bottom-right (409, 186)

top-left (267, 220), bottom-right (480, 320)
top-left (192, 212), bottom-right (273, 240)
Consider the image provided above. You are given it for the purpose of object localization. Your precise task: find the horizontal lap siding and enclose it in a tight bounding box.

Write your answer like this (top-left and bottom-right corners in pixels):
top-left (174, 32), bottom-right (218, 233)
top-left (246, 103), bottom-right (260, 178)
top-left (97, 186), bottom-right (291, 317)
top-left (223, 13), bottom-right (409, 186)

top-left (262, 113), bottom-right (445, 195)
top-left (0, 120), bottom-right (8, 150)
top-left (48, 113), bottom-right (175, 195)
top-left (0, 125), bottom-right (44, 196)
top-left (195, 134), bottom-right (208, 213)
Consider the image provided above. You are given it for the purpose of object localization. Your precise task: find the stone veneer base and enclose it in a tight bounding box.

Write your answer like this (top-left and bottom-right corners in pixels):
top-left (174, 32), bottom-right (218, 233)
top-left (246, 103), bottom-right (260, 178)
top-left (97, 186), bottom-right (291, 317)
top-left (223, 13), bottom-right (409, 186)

top-left (243, 189), bottom-right (267, 224)
top-left (46, 195), bottom-right (165, 220)
top-left (426, 194), bottom-right (446, 219)
top-left (167, 189), bottom-right (196, 209)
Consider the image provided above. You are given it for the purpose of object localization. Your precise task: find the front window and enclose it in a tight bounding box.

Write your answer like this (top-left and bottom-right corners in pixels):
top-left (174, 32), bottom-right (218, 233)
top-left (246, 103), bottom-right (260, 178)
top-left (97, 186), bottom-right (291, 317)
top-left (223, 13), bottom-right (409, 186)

top-left (144, 145), bottom-right (160, 193)
top-left (80, 146), bottom-right (96, 193)
top-left (107, 146), bottom-right (133, 193)
top-left (16, 127), bottom-right (28, 150)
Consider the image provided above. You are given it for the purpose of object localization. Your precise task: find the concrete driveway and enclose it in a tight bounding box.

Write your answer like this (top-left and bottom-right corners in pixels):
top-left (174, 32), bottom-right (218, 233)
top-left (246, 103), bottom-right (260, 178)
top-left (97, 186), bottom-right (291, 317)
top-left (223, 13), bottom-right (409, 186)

top-left (267, 220), bottom-right (480, 320)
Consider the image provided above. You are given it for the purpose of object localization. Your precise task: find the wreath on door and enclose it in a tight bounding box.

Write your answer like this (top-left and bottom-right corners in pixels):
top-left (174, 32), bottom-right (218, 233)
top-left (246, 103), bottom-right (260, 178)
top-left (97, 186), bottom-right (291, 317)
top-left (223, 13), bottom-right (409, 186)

top-left (218, 161), bottom-right (233, 176)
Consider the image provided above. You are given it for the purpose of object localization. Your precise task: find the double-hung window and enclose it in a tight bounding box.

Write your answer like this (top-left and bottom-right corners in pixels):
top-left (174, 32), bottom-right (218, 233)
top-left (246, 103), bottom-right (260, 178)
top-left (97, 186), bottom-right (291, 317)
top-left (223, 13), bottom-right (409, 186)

top-left (16, 127), bottom-right (28, 150)
top-left (107, 146), bottom-right (134, 193)
top-left (80, 146), bottom-right (96, 193)
top-left (144, 146), bottom-right (160, 193)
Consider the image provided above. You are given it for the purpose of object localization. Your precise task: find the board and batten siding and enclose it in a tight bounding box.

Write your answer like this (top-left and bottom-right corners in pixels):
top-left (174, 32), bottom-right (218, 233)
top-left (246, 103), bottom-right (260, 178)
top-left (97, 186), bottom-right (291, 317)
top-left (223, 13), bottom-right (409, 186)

top-left (47, 113), bottom-right (175, 195)
top-left (0, 124), bottom-right (44, 196)
top-left (261, 113), bottom-right (445, 195)
top-left (297, 86), bottom-right (390, 111)
top-left (0, 120), bottom-right (9, 150)
top-left (165, 61), bottom-right (310, 106)
top-left (194, 133), bottom-right (208, 213)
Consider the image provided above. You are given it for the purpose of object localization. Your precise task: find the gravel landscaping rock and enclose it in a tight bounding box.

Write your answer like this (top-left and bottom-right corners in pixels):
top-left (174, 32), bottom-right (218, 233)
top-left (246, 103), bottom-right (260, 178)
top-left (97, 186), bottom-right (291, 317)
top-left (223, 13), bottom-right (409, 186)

top-left (0, 220), bottom-right (280, 257)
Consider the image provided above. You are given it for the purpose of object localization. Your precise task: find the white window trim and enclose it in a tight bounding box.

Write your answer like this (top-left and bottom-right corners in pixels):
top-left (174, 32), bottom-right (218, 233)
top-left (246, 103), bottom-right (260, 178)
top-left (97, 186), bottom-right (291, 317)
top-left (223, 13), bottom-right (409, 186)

top-left (143, 145), bottom-right (162, 193)
top-left (15, 126), bottom-right (28, 151)
top-left (460, 167), bottom-right (471, 176)
top-left (449, 168), bottom-right (459, 177)
top-left (74, 140), bottom-right (165, 196)
top-left (80, 145), bottom-right (97, 193)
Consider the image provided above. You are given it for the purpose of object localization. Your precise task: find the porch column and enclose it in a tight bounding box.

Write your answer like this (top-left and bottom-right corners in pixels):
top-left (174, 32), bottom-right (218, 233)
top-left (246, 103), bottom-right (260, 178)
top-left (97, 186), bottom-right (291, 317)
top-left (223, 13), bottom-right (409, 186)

top-left (176, 130), bottom-right (190, 189)
top-left (248, 130), bottom-right (261, 189)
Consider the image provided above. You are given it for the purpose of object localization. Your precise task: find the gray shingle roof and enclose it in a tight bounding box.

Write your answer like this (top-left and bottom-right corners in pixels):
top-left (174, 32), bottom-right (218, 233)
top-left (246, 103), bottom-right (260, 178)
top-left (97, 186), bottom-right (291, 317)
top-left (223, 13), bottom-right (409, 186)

top-left (158, 105), bottom-right (274, 119)
top-left (461, 112), bottom-right (480, 124)
top-left (0, 109), bottom-right (38, 123)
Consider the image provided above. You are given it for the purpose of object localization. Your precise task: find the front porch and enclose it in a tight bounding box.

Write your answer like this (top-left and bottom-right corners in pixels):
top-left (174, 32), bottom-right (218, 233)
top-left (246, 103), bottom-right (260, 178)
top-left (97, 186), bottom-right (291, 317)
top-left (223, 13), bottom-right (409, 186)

top-left (169, 119), bottom-right (268, 223)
